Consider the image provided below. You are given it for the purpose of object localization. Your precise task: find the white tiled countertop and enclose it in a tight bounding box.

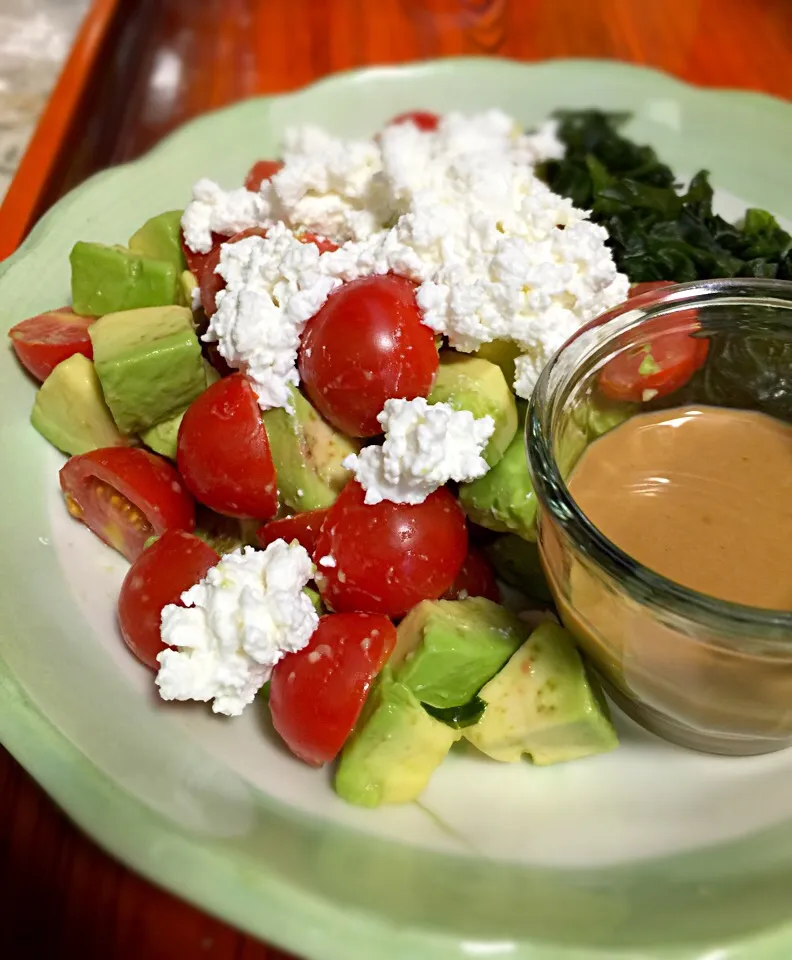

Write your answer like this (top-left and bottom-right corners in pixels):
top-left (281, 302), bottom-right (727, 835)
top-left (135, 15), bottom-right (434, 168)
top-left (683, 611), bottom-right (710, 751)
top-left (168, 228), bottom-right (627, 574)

top-left (0, 0), bottom-right (90, 200)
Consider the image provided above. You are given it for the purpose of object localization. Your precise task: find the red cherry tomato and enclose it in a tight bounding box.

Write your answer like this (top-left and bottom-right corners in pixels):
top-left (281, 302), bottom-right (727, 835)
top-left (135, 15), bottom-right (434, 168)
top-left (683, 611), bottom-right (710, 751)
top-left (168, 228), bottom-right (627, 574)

top-left (177, 373), bottom-right (278, 520)
top-left (118, 530), bottom-right (219, 669)
top-left (200, 226), bottom-right (269, 317)
top-left (598, 313), bottom-right (709, 403)
top-left (244, 159), bottom-right (283, 192)
top-left (60, 447), bottom-right (195, 561)
top-left (298, 275), bottom-right (439, 437)
top-left (270, 612), bottom-right (396, 766)
top-left (299, 231), bottom-right (339, 254)
top-left (205, 342), bottom-right (234, 378)
top-left (180, 229), bottom-right (223, 287)
top-left (388, 111), bottom-right (440, 132)
top-left (198, 227), bottom-right (336, 319)
top-left (257, 509), bottom-right (328, 554)
top-left (314, 481), bottom-right (467, 617)
top-left (9, 307), bottom-right (94, 382)
top-left (443, 546), bottom-right (500, 602)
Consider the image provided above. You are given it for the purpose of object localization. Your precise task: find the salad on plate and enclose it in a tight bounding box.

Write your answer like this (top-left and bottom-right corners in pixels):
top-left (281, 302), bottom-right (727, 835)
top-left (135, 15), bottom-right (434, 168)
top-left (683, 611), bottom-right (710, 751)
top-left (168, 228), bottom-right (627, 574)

top-left (10, 107), bottom-right (792, 808)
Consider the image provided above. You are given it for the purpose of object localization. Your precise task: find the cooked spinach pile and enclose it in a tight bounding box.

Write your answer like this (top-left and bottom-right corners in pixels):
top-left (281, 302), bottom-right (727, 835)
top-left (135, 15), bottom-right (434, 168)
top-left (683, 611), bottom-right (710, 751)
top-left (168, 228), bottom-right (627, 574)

top-left (540, 110), bottom-right (792, 283)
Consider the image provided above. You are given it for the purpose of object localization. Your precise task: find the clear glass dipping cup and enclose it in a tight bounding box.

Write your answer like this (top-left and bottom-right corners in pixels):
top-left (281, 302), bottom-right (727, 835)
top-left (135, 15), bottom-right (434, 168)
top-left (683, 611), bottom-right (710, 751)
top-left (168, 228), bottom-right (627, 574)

top-left (527, 278), bottom-right (792, 756)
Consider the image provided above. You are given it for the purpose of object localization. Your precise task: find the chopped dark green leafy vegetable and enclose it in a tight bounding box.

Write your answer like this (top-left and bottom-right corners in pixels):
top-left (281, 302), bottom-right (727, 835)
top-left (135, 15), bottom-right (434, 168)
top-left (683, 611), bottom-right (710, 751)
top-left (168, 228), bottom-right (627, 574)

top-left (700, 307), bottom-right (792, 421)
top-left (424, 696), bottom-right (486, 729)
top-left (540, 111), bottom-right (792, 283)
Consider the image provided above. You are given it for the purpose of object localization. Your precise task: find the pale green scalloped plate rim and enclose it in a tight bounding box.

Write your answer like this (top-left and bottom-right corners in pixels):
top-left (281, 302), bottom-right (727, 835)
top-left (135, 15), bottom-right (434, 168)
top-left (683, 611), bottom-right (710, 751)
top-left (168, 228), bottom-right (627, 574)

top-left (3, 58), bottom-right (792, 960)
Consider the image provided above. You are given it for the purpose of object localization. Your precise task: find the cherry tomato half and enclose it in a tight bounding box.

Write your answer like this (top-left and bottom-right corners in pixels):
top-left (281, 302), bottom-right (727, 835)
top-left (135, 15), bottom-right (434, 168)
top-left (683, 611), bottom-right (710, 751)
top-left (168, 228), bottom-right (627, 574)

top-left (180, 229), bottom-right (223, 287)
top-left (118, 530), bottom-right (219, 669)
top-left (9, 307), bottom-right (94, 382)
top-left (443, 546), bottom-right (500, 602)
top-left (205, 342), bottom-right (235, 378)
top-left (314, 481), bottom-right (468, 617)
top-left (198, 228), bottom-right (337, 319)
top-left (60, 447), bottom-right (195, 561)
top-left (200, 227), bottom-right (269, 317)
top-left (257, 509), bottom-right (328, 554)
top-left (270, 612), bottom-right (396, 766)
top-left (388, 111), bottom-right (440, 132)
top-left (177, 373), bottom-right (278, 520)
top-left (598, 314), bottom-right (709, 403)
top-left (298, 231), bottom-right (339, 254)
top-left (298, 275), bottom-right (439, 437)
top-left (244, 159), bottom-right (283, 192)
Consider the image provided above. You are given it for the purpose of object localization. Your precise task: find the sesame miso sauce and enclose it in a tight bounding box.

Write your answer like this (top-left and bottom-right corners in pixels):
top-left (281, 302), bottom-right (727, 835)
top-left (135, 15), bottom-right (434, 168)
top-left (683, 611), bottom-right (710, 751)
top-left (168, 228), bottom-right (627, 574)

top-left (567, 405), bottom-right (792, 609)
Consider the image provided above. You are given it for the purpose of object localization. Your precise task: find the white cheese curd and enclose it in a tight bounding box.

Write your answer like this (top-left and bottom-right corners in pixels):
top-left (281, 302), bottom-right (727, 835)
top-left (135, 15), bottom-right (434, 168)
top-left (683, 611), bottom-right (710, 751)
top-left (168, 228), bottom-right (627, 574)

top-left (377, 110), bottom-right (563, 209)
top-left (342, 112), bottom-right (627, 370)
top-left (181, 178), bottom-right (268, 255)
top-left (187, 109), bottom-right (627, 406)
top-left (266, 125), bottom-right (389, 241)
top-left (155, 541), bottom-right (318, 717)
top-left (205, 226), bottom-right (342, 410)
top-left (343, 397), bottom-right (495, 505)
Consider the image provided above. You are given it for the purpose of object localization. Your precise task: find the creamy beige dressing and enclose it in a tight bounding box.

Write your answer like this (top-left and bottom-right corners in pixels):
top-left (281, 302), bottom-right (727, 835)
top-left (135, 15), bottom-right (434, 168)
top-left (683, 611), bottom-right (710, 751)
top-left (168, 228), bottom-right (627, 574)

top-left (567, 405), bottom-right (792, 609)
top-left (537, 404), bottom-right (792, 754)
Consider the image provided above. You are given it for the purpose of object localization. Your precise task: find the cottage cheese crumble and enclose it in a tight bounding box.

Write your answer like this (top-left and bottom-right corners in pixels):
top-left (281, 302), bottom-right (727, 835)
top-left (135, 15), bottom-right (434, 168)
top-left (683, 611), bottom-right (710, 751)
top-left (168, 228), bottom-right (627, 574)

top-left (343, 397), bottom-right (494, 505)
top-left (206, 226), bottom-right (341, 410)
top-left (155, 541), bottom-right (318, 716)
top-left (186, 109), bottom-right (628, 409)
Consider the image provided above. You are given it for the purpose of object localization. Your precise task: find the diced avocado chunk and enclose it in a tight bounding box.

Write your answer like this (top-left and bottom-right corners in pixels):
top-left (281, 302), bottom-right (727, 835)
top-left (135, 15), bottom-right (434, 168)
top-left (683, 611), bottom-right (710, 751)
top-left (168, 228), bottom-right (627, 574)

top-left (472, 340), bottom-right (521, 388)
top-left (30, 353), bottom-right (127, 455)
top-left (90, 305), bottom-right (205, 434)
top-left (428, 351), bottom-right (518, 467)
top-left (180, 270), bottom-right (198, 309)
top-left (486, 535), bottom-right (552, 602)
top-left (140, 361), bottom-right (220, 459)
top-left (304, 587), bottom-right (324, 615)
top-left (459, 403), bottom-right (537, 539)
top-left (335, 670), bottom-right (460, 807)
top-left (464, 623), bottom-right (618, 764)
top-left (557, 393), bottom-right (637, 477)
top-left (140, 412), bottom-right (183, 459)
top-left (390, 597), bottom-right (529, 709)
top-left (128, 211), bottom-right (187, 273)
top-left (70, 242), bottom-right (180, 316)
top-left (262, 386), bottom-right (360, 512)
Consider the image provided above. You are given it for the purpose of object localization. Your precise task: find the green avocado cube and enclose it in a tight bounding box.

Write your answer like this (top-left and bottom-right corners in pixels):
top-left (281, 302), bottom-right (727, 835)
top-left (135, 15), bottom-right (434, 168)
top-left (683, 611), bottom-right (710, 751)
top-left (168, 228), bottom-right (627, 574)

top-left (140, 361), bottom-right (220, 459)
top-left (464, 623), bottom-right (618, 764)
top-left (180, 270), bottom-right (198, 309)
top-left (485, 535), bottom-right (552, 602)
top-left (459, 403), bottom-right (537, 540)
top-left (30, 353), bottom-right (128, 455)
top-left (262, 386), bottom-right (359, 512)
top-left (556, 393), bottom-right (637, 477)
top-left (70, 242), bottom-right (180, 317)
top-left (335, 670), bottom-right (460, 807)
top-left (428, 351), bottom-right (518, 467)
top-left (472, 339), bottom-right (521, 387)
top-left (90, 305), bottom-right (205, 434)
top-left (128, 210), bottom-right (187, 273)
top-left (390, 597), bottom-right (529, 709)
top-left (139, 412), bottom-right (184, 460)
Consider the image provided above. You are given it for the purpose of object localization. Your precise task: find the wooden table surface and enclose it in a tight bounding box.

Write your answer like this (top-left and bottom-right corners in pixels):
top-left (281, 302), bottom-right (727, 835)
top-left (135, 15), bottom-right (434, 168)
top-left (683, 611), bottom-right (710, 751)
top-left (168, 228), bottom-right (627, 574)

top-left (2, 0), bottom-right (792, 957)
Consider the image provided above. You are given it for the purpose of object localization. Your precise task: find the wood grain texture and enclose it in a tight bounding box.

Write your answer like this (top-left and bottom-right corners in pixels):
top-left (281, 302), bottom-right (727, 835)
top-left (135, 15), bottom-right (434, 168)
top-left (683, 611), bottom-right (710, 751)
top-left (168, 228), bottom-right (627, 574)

top-left (1, 0), bottom-right (791, 956)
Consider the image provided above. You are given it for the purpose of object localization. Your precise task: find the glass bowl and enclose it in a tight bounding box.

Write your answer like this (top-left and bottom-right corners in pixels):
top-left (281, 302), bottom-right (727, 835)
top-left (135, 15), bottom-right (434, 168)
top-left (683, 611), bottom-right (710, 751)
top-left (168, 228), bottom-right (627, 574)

top-left (526, 278), bottom-right (792, 756)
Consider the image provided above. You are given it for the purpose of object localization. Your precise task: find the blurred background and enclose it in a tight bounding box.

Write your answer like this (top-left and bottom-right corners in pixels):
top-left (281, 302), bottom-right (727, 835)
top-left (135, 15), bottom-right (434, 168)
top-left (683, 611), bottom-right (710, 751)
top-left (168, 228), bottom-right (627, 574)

top-left (0, 0), bottom-right (87, 200)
